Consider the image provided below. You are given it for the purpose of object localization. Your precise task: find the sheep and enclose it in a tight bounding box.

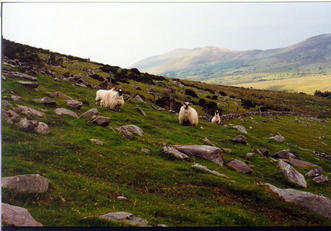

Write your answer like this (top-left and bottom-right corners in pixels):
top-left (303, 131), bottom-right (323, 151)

top-left (102, 88), bottom-right (124, 110)
top-left (211, 110), bottom-right (221, 124)
top-left (95, 87), bottom-right (115, 105)
top-left (178, 102), bottom-right (198, 126)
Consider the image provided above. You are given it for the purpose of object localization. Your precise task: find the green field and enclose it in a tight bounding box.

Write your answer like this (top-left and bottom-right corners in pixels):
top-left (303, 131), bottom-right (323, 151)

top-left (236, 75), bottom-right (331, 95)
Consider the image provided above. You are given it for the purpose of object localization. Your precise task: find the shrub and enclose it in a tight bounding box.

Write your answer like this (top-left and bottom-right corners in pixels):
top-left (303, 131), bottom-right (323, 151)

top-left (185, 89), bottom-right (198, 98)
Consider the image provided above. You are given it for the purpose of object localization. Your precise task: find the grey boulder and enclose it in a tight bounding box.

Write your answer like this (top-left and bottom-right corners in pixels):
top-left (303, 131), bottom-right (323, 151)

top-left (289, 158), bottom-right (316, 168)
top-left (192, 163), bottom-right (229, 179)
top-left (273, 150), bottom-right (299, 159)
top-left (232, 125), bottom-right (247, 134)
top-left (226, 159), bottom-right (252, 173)
top-left (34, 122), bottom-right (50, 134)
top-left (55, 108), bottom-right (78, 118)
top-left (17, 81), bottom-right (38, 88)
top-left (269, 134), bottom-right (285, 142)
top-left (99, 211), bottom-right (149, 227)
top-left (265, 183), bottom-right (331, 219)
top-left (67, 99), bottom-right (83, 110)
top-left (278, 160), bottom-right (307, 188)
top-left (2, 174), bottom-right (49, 193)
top-left (231, 135), bottom-right (247, 145)
top-left (305, 167), bottom-right (323, 178)
top-left (33, 97), bottom-right (56, 106)
top-left (16, 118), bottom-right (39, 131)
top-left (14, 105), bottom-right (44, 118)
top-left (91, 116), bottom-right (111, 127)
top-left (162, 146), bottom-right (190, 160)
top-left (173, 145), bottom-right (224, 166)
top-left (1, 203), bottom-right (43, 226)
top-left (79, 108), bottom-right (98, 118)
top-left (118, 125), bottom-right (144, 139)
top-left (313, 175), bottom-right (328, 183)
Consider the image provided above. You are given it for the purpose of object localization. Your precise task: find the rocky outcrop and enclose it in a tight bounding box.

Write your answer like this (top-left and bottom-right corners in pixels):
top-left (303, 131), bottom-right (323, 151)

top-left (2, 174), bottom-right (49, 193)
top-left (14, 105), bottom-right (44, 118)
top-left (265, 183), bottom-right (331, 219)
top-left (4, 71), bottom-right (37, 81)
top-left (173, 145), bottom-right (224, 166)
top-left (99, 212), bottom-right (149, 227)
top-left (278, 160), bottom-right (307, 188)
top-left (226, 159), bottom-right (252, 173)
top-left (1, 203), bottom-right (43, 226)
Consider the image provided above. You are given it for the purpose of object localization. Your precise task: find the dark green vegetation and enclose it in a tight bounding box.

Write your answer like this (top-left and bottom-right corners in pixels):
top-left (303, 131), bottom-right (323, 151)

top-left (132, 34), bottom-right (331, 85)
top-left (2, 39), bottom-right (331, 226)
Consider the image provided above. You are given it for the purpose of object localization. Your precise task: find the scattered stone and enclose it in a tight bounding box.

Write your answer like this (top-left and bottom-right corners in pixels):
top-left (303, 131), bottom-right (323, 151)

top-left (16, 118), bottom-right (39, 131)
top-left (1, 203), bottom-right (43, 227)
top-left (232, 125), bottom-right (247, 134)
top-left (55, 108), bottom-right (78, 118)
top-left (141, 147), bottom-right (151, 154)
top-left (14, 105), bottom-right (44, 118)
top-left (134, 95), bottom-right (144, 102)
top-left (305, 167), bottom-right (323, 178)
top-left (245, 153), bottom-right (255, 159)
top-left (2, 100), bottom-right (11, 108)
top-left (11, 95), bottom-right (22, 102)
top-left (157, 224), bottom-right (168, 227)
top-left (33, 97), bottom-right (56, 106)
top-left (289, 158), bottom-right (316, 168)
top-left (264, 183), bottom-right (331, 219)
top-left (118, 125), bottom-right (144, 138)
top-left (202, 137), bottom-right (215, 146)
top-left (231, 135), bottom-right (248, 145)
top-left (256, 148), bottom-right (269, 156)
top-left (34, 122), bottom-right (50, 134)
top-left (273, 150), bottom-right (299, 159)
top-left (46, 91), bottom-right (72, 100)
top-left (4, 71), bottom-right (37, 81)
top-left (17, 81), bottom-right (38, 88)
top-left (313, 175), bottom-right (328, 183)
top-left (173, 145), bottom-right (224, 166)
top-left (269, 134), bottom-right (285, 143)
top-left (2, 174), bottom-right (49, 193)
top-left (99, 212), bottom-right (149, 227)
top-left (192, 163), bottom-right (229, 179)
top-left (162, 146), bottom-right (190, 160)
top-left (67, 99), bottom-right (83, 110)
top-left (117, 196), bottom-right (128, 200)
top-left (79, 108), bottom-right (98, 118)
top-left (91, 116), bottom-right (111, 127)
top-left (136, 107), bottom-right (146, 116)
top-left (89, 139), bottom-right (103, 146)
top-left (227, 159), bottom-right (252, 173)
top-left (278, 160), bottom-right (307, 188)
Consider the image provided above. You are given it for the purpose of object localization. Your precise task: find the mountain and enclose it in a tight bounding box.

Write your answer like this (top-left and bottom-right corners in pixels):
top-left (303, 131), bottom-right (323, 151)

top-left (131, 34), bottom-right (331, 85)
top-left (2, 38), bottom-right (331, 227)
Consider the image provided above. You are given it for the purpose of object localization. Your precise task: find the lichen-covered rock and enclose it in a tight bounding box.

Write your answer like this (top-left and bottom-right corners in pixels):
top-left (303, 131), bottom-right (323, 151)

top-left (55, 108), bottom-right (78, 118)
top-left (79, 108), bottom-right (98, 118)
top-left (265, 183), bottom-right (331, 219)
top-left (313, 175), bottom-right (328, 183)
top-left (173, 145), bottom-right (223, 166)
top-left (16, 118), bottom-right (39, 131)
top-left (162, 146), bottom-right (190, 160)
top-left (305, 166), bottom-right (323, 178)
top-left (227, 159), bottom-right (252, 173)
top-left (67, 99), bottom-right (83, 110)
top-left (273, 150), bottom-right (299, 159)
top-left (99, 212), bottom-right (149, 227)
top-left (278, 160), bottom-right (307, 188)
top-left (14, 105), bottom-right (44, 118)
top-left (289, 158), bottom-right (316, 168)
top-left (118, 124), bottom-right (144, 138)
top-left (91, 116), bottom-right (111, 127)
top-left (34, 122), bottom-right (50, 134)
top-left (231, 135), bottom-right (247, 145)
top-left (1, 203), bottom-right (43, 227)
top-left (2, 174), bottom-right (49, 193)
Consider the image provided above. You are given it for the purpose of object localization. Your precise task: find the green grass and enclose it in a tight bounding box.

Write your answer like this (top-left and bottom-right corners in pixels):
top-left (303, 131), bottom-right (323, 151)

top-left (2, 65), bottom-right (331, 227)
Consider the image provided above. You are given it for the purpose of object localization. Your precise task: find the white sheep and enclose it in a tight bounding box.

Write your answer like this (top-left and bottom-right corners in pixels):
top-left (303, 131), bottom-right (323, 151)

top-left (95, 87), bottom-right (115, 105)
top-left (211, 110), bottom-right (221, 124)
top-left (102, 88), bottom-right (124, 110)
top-left (178, 102), bottom-right (198, 126)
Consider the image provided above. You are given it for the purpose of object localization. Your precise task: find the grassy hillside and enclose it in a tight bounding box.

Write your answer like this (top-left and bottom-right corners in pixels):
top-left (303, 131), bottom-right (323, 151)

top-left (235, 75), bottom-right (331, 95)
top-left (131, 34), bottom-right (331, 85)
top-left (2, 39), bottom-right (331, 227)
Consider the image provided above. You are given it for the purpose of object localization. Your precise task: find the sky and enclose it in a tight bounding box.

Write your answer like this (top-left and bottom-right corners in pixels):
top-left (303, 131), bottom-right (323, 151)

top-left (3, 2), bottom-right (331, 68)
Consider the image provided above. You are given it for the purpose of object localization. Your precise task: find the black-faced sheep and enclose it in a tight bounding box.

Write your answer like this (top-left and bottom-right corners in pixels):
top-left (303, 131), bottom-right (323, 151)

top-left (178, 102), bottom-right (198, 126)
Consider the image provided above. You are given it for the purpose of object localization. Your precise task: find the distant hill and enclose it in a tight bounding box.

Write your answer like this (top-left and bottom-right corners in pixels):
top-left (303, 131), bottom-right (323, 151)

top-left (131, 34), bottom-right (331, 85)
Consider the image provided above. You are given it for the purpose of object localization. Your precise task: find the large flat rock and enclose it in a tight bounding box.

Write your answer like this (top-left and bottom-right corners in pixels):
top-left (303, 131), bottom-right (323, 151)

top-left (99, 211), bottom-right (148, 227)
top-left (265, 183), bottom-right (331, 219)
top-left (2, 174), bottom-right (49, 193)
top-left (2, 203), bottom-right (43, 226)
top-left (173, 145), bottom-right (224, 166)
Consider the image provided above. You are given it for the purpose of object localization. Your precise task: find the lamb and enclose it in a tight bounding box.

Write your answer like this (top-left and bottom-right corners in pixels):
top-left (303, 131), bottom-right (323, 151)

top-left (211, 110), bottom-right (221, 124)
top-left (102, 88), bottom-right (124, 110)
top-left (178, 102), bottom-right (198, 126)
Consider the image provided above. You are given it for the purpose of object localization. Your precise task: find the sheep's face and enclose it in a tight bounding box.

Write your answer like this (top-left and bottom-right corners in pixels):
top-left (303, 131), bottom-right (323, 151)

top-left (118, 89), bottom-right (123, 96)
top-left (215, 110), bottom-right (219, 115)
top-left (184, 102), bottom-right (191, 109)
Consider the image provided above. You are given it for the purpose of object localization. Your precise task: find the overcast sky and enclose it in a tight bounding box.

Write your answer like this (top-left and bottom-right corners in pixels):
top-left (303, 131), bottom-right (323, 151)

top-left (3, 3), bottom-right (331, 67)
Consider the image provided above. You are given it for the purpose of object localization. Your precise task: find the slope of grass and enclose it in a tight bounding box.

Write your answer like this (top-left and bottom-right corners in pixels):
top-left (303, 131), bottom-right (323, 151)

top-left (2, 65), bottom-right (331, 227)
top-left (235, 75), bottom-right (331, 95)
